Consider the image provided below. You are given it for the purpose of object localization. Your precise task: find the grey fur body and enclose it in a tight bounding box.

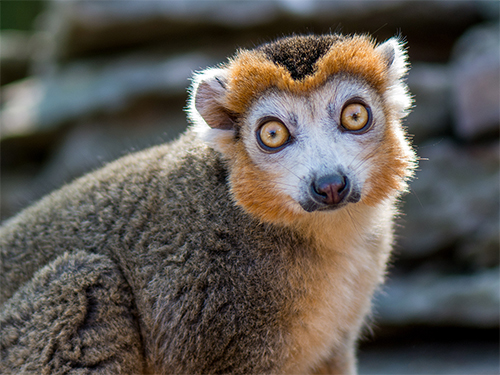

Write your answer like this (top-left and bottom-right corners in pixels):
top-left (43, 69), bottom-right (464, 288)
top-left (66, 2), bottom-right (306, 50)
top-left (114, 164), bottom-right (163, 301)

top-left (1, 132), bottom-right (309, 374)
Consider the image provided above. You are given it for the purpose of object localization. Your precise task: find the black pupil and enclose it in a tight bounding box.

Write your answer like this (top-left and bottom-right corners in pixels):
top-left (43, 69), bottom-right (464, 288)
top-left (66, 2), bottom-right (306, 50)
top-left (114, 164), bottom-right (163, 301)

top-left (269, 129), bottom-right (277, 138)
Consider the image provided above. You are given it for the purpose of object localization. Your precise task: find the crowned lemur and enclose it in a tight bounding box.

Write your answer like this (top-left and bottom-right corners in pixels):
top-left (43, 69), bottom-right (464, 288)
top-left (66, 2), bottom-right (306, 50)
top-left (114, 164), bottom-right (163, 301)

top-left (1, 34), bottom-right (416, 375)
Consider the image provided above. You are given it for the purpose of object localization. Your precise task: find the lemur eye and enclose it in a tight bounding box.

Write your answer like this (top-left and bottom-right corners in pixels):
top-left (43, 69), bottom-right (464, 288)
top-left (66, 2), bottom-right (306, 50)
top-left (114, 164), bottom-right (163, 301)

top-left (341, 103), bottom-right (371, 132)
top-left (258, 120), bottom-right (291, 151)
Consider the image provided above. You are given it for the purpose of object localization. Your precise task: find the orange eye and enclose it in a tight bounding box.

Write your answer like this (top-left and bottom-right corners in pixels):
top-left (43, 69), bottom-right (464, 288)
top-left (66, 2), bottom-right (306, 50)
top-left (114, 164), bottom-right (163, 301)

top-left (341, 103), bottom-right (370, 131)
top-left (258, 121), bottom-right (290, 150)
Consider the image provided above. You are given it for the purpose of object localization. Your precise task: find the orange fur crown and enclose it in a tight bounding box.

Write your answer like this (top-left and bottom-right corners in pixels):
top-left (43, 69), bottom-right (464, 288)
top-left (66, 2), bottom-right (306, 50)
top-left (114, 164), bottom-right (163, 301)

top-left (223, 34), bottom-right (391, 115)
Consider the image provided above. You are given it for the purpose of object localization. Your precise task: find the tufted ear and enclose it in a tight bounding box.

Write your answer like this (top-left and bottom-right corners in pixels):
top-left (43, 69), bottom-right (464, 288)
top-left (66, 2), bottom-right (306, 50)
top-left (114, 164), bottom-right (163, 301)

top-left (375, 37), bottom-right (409, 82)
top-left (189, 68), bottom-right (235, 130)
top-left (188, 68), bottom-right (238, 153)
top-left (375, 37), bottom-right (412, 117)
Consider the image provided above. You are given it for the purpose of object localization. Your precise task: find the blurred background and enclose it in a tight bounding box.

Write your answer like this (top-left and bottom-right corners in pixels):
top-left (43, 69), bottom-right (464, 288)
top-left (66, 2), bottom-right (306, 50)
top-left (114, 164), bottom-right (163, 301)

top-left (1, 0), bottom-right (498, 373)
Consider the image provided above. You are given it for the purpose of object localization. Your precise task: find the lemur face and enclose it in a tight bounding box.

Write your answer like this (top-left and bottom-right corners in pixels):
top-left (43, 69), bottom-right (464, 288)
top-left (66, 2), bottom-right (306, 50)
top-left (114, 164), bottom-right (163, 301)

top-left (242, 76), bottom-right (386, 214)
top-left (189, 34), bottom-right (415, 225)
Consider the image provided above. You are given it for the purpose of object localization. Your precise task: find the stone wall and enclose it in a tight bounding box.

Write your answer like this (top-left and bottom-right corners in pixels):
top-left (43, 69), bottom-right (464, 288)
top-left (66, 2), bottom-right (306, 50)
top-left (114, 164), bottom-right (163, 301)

top-left (1, 1), bottom-right (498, 373)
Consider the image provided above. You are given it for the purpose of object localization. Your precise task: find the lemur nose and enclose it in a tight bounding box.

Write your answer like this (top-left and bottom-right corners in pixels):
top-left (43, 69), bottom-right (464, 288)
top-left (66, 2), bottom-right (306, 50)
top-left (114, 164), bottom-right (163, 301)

top-left (312, 174), bottom-right (349, 205)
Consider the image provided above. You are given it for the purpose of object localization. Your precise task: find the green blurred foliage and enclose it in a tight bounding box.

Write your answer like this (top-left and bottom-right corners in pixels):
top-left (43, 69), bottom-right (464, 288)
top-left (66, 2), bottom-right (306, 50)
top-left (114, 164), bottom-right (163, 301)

top-left (1, 0), bottom-right (46, 31)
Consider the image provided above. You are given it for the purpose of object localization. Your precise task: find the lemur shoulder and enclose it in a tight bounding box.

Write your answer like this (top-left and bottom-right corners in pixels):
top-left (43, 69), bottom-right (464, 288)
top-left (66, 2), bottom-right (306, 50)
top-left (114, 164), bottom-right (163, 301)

top-left (0, 34), bottom-right (415, 375)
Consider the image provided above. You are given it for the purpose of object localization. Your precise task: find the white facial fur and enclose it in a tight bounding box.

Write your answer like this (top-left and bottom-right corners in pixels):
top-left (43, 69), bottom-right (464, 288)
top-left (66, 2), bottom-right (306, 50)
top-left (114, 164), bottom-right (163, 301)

top-left (240, 76), bottom-right (387, 212)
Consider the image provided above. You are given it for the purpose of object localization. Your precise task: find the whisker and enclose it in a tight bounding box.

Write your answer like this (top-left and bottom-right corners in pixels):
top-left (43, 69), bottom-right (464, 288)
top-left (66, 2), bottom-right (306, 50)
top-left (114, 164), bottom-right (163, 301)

top-left (349, 146), bottom-right (381, 173)
top-left (270, 181), bottom-right (299, 190)
top-left (274, 158), bottom-right (309, 183)
top-left (346, 208), bottom-right (363, 239)
top-left (408, 185), bottom-right (423, 208)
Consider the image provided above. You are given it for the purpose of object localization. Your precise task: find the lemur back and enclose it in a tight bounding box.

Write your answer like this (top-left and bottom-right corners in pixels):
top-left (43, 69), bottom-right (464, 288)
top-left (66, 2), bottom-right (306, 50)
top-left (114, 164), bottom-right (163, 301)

top-left (0, 34), bottom-right (415, 375)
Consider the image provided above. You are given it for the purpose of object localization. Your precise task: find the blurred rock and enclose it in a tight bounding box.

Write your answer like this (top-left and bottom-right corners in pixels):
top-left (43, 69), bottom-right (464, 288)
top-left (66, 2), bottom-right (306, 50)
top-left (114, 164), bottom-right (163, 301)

top-left (38, 0), bottom-right (486, 63)
top-left (406, 63), bottom-right (451, 143)
top-left (359, 340), bottom-right (499, 375)
top-left (398, 139), bottom-right (499, 268)
top-left (451, 22), bottom-right (500, 141)
top-left (0, 52), bottom-right (213, 140)
top-left (477, 0), bottom-right (500, 21)
top-left (0, 31), bottom-right (33, 86)
top-left (374, 267), bottom-right (500, 327)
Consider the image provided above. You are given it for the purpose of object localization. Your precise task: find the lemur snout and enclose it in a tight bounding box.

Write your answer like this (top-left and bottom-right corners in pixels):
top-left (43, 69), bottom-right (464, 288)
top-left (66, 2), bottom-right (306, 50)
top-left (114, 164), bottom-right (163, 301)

top-left (312, 174), bottom-right (349, 206)
top-left (300, 173), bottom-right (361, 212)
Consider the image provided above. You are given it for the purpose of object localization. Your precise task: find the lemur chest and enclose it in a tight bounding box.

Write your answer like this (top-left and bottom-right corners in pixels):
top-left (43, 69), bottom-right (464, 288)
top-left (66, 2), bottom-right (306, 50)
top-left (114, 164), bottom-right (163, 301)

top-left (281, 230), bottom-right (382, 373)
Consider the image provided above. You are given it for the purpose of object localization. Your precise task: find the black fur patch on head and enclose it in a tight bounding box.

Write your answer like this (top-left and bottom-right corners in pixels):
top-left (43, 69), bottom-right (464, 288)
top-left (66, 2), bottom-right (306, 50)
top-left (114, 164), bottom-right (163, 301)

top-left (258, 35), bottom-right (342, 80)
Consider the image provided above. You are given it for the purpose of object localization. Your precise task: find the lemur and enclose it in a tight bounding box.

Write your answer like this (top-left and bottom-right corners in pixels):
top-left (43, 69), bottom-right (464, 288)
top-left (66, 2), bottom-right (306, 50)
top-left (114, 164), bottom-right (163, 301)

top-left (0, 34), bottom-right (415, 374)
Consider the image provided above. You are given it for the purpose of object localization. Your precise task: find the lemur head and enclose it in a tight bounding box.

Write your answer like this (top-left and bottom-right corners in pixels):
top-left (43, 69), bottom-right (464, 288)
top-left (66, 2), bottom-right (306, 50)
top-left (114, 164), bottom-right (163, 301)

top-left (188, 34), bottom-right (415, 226)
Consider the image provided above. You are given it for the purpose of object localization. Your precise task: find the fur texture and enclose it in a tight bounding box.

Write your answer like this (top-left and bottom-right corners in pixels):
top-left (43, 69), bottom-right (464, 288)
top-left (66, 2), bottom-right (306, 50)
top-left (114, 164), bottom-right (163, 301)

top-left (1, 34), bottom-right (415, 374)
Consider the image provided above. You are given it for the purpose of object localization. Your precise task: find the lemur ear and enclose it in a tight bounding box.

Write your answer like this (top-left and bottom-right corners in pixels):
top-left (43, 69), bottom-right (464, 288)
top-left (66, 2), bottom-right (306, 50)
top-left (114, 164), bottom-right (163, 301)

top-left (375, 37), bottom-right (409, 81)
top-left (375, 37), bottom-right (412, 117)
top-left (190, 68), bottom-right (234, 130)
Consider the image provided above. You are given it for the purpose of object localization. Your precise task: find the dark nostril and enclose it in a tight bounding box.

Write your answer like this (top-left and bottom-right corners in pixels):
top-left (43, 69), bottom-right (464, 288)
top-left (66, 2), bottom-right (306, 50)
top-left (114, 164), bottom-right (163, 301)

top-left (312, 174), bottom-right (349, 205)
